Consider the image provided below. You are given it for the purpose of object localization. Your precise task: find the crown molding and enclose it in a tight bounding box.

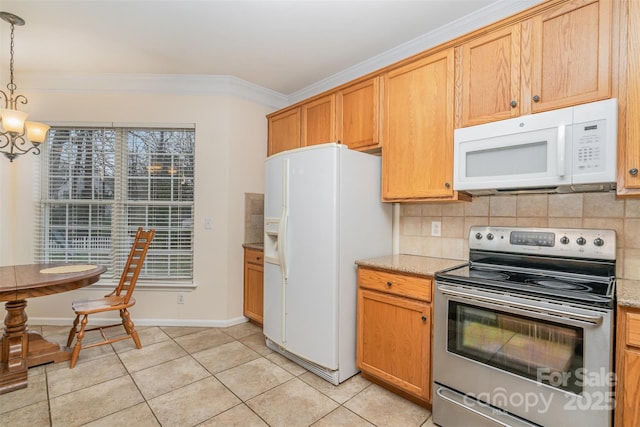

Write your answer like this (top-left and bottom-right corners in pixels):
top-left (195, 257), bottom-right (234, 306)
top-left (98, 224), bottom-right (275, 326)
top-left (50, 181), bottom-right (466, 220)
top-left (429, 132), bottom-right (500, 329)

top-left (288, 0), bottom-right (545, 104)
top-left (19, 72), bottom-right (289, 109)
top-left (14, 0), bottom-right (544, 110)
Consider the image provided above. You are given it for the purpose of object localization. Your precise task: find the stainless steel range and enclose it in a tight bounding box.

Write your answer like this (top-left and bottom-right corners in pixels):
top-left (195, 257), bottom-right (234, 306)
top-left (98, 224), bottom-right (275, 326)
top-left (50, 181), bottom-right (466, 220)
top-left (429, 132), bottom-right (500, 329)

top-left (433, 226), bottom-right (616, 427)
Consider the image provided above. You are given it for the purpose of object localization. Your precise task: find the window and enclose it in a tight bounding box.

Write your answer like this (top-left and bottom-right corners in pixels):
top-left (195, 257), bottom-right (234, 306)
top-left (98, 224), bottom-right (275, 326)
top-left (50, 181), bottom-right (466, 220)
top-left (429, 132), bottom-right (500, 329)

top-left (35, 126), bottom-right (195, 285)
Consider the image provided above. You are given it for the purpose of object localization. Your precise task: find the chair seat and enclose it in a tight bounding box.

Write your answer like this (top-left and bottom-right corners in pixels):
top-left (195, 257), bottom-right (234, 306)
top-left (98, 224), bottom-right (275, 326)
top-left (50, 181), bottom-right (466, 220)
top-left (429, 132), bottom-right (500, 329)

top-left (72, 296), bottom-right (136, 314)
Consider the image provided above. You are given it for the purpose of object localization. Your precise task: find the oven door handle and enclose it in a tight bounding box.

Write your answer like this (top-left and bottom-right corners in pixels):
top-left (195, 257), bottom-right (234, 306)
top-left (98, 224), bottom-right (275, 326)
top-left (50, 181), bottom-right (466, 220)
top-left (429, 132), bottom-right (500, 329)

top-left (438, 285), bottom-right (604, 325)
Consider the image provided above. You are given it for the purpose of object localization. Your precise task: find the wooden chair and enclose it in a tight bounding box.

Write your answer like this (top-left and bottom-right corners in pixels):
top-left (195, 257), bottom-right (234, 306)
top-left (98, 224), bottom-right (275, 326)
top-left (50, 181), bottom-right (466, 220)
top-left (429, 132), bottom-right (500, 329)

top-left (66, 227), bottom-right (155, 368)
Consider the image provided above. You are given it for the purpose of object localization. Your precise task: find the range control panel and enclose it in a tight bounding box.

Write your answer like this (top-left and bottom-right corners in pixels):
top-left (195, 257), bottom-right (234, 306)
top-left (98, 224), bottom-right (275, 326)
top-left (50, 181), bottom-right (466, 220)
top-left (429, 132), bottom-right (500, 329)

top-left (469, 226), bottom-right (616, 260)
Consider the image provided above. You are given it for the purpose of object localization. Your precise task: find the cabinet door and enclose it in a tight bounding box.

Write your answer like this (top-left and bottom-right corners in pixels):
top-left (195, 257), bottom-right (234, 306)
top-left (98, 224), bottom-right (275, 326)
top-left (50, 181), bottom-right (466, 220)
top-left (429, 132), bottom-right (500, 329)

top-left (383, 49), bottom-right (455, 201)
top-left (622, 349), bottom-right (640, 427)
top-left (618, 0), bottom-right (640, 194)
top-left (528, 0), bottom-right (611, 113)
top-left (268, 108), bottom-right (301, 156)
top-left (243, 248), bottom-right (264, 325)
top-left (302, 94), bottom-right (336, 147)
top-left (458, 24), bottom-right (521, 127)
top-left (357, 288), bottom-right (431, 401)
top-left (336, 77), bottom-right (382, 151)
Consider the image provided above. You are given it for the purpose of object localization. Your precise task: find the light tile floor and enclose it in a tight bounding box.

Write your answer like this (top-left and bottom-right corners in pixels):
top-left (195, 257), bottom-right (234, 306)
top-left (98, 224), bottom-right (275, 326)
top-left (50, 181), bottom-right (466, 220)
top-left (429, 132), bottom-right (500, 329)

top-left (0, 322), bottom-right (435, 427)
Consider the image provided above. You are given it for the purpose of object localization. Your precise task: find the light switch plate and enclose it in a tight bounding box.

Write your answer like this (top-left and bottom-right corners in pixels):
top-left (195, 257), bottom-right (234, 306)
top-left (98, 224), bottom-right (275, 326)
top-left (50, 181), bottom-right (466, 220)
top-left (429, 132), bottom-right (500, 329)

top-left (431, 221), bottom-right (442, 237)
top-left (204, 217), bottom-right (213, 230)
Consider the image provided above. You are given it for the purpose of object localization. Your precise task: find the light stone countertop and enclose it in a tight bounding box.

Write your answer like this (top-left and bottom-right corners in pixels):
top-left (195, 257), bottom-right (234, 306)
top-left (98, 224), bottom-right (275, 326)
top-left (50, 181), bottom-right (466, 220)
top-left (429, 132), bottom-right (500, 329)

top-left (242, 242), bottom-right (263, 251)
top-left (355, 254), bottom-right (465, 277)
top-left (617, 279), bottom-right (640, 309)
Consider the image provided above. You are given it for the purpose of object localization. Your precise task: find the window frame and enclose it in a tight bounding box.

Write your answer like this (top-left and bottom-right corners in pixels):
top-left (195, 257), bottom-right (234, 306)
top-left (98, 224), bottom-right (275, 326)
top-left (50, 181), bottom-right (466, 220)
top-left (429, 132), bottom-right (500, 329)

top-left (35, 123), bottom-right (196, 288)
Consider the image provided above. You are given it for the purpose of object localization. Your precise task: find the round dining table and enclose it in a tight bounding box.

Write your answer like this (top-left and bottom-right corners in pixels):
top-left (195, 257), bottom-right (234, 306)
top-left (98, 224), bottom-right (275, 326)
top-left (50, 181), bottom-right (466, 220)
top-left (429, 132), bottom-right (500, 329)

top-left (0, 263), bottom-right (107, 394)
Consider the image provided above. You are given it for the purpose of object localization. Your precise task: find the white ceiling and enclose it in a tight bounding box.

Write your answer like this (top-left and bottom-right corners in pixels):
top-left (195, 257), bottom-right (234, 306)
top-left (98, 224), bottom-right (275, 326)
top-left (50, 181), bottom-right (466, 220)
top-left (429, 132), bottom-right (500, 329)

top-left (0, 0), bottom-right (537, 98)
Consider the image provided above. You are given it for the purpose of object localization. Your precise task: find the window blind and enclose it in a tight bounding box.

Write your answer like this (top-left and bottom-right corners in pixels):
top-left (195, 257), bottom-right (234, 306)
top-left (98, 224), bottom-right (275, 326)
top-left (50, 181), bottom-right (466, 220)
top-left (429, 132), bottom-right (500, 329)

top-left (35, 126), bottom-right (195, 284)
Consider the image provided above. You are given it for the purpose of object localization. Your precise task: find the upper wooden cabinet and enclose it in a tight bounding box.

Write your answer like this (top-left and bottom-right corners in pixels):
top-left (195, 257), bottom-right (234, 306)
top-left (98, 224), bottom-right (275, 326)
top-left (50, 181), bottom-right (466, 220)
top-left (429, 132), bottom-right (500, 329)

top-left (383, 48), bottom-right (467, 202)
top-left (457, 0), bottom-right (612, 127)
top-left (267, 94), bottom-right (336, 156)
top-left (267, 107), bottom-right (301, 156)
top-left (528, 0), bottom-right (611, 112)
top-left (302, 94), bottom-right (336, 147)
top-left (336, 77), bottom-right (383, 151)
top-left (457, 24), bottom-right (522, 126)
top-left (617, 0), bottom-right (640, 196)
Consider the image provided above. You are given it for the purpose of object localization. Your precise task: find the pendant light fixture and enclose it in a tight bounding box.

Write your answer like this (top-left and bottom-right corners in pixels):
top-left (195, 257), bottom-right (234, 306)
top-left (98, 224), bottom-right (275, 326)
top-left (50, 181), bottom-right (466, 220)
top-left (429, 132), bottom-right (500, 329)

top-left (0, 11), bottom-right (49, 162)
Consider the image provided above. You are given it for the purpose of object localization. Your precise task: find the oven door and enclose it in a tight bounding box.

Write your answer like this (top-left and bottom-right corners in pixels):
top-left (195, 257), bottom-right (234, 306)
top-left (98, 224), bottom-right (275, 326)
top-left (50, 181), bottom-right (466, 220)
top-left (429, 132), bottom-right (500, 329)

top-left (433, 281), bottom-right (614, 427)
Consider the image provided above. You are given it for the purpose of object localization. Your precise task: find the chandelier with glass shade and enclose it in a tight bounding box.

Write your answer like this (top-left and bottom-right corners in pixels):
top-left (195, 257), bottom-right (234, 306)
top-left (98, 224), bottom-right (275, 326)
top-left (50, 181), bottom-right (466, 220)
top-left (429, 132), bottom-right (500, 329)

top-left (0, 11), bottom-right (49, 162)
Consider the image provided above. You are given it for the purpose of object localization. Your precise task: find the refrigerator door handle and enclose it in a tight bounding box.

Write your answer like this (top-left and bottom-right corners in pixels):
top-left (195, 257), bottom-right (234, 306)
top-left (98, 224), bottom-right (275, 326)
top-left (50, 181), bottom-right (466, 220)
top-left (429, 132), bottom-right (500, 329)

top-left (278, 158), bottom-right (290, 342)
top-left (279, 158), bottom-right (289, 281)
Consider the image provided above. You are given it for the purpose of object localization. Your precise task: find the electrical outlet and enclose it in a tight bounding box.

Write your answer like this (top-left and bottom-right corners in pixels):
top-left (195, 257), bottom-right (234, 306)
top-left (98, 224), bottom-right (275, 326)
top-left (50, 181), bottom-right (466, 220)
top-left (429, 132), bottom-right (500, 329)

top-left (431, 221), bottom-right (442, 237)
top-left (204, 217), bottom-right (213, 230)
top-left (177, 293), bottom-right (185, 304)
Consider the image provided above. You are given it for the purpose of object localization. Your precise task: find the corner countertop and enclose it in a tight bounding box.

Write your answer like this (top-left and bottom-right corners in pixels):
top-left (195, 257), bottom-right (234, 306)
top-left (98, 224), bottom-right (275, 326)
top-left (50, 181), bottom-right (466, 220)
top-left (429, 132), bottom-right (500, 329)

top-left (617, 279), bottom-right (640, 309)
top-left (355, 254), bottom-right (465, 277)
top-left (243, 242), bottom-right (264, 251)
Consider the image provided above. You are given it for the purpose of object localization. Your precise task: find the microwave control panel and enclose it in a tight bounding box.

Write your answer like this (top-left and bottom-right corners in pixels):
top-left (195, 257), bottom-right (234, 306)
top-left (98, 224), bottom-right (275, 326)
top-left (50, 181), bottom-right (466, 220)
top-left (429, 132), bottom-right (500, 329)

top-left (573, 118), bottom-right (606, 173)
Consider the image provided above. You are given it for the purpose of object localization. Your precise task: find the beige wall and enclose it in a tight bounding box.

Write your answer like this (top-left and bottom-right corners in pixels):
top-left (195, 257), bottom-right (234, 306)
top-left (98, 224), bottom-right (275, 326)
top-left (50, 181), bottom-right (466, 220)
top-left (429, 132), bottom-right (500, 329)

top-left (399, 192), bottom-right (640, 280)
top-left (0, 89), bottom-right (273, 326)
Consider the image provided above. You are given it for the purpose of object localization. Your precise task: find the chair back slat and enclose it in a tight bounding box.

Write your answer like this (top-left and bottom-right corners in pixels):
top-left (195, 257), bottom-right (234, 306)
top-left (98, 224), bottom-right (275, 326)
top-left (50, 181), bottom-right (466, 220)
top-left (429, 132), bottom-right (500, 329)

top-left (114, 227), bottom-right (155, 303)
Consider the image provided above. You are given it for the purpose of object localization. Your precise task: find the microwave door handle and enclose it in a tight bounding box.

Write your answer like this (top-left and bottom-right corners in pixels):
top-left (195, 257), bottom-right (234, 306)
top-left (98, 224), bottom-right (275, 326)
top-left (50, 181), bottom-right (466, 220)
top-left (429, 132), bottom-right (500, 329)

top-left (557, 124), bottom-right (566, 177)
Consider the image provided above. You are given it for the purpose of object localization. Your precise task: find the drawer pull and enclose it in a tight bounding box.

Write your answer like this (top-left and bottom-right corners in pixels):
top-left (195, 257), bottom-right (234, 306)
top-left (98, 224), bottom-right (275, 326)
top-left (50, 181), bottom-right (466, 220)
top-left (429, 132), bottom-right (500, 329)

top-left (386, 281), bottom-right (392, 287)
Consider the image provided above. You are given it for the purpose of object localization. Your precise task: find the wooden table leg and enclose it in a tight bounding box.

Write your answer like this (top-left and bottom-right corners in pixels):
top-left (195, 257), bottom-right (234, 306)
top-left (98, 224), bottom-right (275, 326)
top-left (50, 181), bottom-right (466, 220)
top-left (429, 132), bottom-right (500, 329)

top-left (0, 300), bottom-right (29, 394)
top-left (0, 300), bottom-right (74, 395)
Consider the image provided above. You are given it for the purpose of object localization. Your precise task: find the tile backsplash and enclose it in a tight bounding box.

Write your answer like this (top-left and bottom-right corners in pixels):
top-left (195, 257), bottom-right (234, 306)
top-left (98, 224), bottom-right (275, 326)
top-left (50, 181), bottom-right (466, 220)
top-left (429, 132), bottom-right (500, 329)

top-left (244, 193), bottom-right (264, 244)
top-left (399, 192), bottom-right (640, 280)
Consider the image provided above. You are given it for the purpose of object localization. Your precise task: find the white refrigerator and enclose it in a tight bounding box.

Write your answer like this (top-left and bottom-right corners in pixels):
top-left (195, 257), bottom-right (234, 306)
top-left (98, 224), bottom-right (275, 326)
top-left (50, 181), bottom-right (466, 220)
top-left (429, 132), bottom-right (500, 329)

top-left (263, 142), bottom-right (392, 385)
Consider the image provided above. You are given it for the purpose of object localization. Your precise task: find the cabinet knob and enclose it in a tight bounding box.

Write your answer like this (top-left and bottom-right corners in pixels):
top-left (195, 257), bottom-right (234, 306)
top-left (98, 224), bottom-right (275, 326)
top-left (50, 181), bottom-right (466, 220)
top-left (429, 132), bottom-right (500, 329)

top-left (532, 95), bottom-right (540, 103)
top-left (386, 281), bottom-right (392, 287)
top-left (421, 316), bottom-right (427, 322)
top-left (510, 100), bottom-right (517, 108)
top-left (444, 182), bottom-right (451, 188)
top-left (630, 168), bottom-right (638, 176)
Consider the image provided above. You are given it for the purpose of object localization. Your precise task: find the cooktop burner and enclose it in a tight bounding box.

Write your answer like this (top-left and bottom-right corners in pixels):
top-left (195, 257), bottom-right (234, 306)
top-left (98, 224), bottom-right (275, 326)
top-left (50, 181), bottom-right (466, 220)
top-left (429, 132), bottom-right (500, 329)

top-left (469, 270), bottom-right (509, 280)
top-left (525, 279), bottom-right (593, 292)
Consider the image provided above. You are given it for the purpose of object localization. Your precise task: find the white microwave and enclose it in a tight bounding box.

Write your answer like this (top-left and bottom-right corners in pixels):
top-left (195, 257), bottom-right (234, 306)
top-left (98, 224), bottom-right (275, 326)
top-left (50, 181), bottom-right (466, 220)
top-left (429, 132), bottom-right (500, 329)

top-left (453, 98), bottom-right (617, 195)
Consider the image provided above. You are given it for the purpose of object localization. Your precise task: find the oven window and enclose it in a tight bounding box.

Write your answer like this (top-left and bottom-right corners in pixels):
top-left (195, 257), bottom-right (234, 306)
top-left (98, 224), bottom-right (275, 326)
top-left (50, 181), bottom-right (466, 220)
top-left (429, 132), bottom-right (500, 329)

top-left (447, 301), bottom-right (584, 394)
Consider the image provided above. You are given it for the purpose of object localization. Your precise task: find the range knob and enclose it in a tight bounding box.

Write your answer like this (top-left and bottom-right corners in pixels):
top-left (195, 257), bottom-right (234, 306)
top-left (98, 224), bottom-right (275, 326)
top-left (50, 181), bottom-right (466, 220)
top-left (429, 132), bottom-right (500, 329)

top-left (475, 232), bottom-right (483, 240)
top-left (594, 237), bottom-right (605, 247)
top-left (487, 233), bottom-right (494, 241)
top-left (576, 237), bottom-right (587, 246)
top-left (560, 236), bottom-right (570, 245)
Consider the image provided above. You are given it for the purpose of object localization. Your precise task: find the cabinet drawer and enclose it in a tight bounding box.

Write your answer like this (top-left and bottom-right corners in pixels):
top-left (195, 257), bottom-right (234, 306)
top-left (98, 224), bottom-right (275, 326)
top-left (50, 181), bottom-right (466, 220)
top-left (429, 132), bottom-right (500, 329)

top-left (245, 248), bottom-right (264, 266)
top-left (626, 312), bottom-right (640, 348)
top-left (358, 268), bottom-right (431, 302)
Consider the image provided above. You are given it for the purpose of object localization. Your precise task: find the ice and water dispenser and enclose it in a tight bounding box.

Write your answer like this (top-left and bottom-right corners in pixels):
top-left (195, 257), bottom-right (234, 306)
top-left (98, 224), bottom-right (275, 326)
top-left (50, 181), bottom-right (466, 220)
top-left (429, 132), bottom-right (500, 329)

top-left (264, 217), bottom-right (280, 265)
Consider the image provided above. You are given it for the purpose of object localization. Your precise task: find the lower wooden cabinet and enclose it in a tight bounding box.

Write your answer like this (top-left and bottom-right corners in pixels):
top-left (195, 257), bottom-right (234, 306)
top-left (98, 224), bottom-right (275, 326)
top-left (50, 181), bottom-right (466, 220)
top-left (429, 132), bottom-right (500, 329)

top-left (243, 247), bottom-right (264, 326)
top-left (356, 267), bottom-right (432, 403)
top-left (616, 305), bottom-right (640, 427)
